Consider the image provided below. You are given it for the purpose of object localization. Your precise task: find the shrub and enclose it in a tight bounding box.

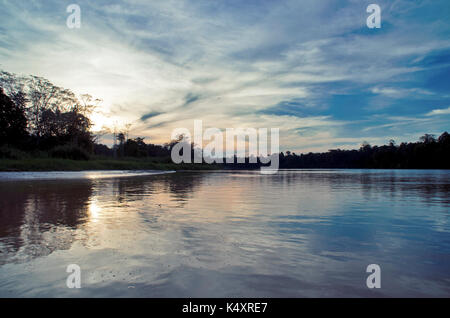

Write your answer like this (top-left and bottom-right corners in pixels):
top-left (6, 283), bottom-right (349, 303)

top-left (0, 146), bottom-right (28, 159)
top-left (50, 145), bottom-right (90, 160)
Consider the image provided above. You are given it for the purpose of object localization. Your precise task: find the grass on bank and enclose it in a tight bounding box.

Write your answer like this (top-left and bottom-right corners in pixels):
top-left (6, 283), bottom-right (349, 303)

top-left (0, 157), bottom-right (222, 172)
top-left (0, 146), bottom-right (222, 171)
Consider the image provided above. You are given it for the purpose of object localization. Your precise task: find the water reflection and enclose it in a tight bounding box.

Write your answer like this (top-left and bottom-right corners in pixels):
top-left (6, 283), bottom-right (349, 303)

top-left (0, 170), bottom-right (449, 297)
top-left (0, 180), bottom-right (92, 264)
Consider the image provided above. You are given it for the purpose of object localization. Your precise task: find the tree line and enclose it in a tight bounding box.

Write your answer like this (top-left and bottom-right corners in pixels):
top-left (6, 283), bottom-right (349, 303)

top-left (1, 70), bottom-right (449, 168)
top-left (275, 133), bottom-right (450, 169)
top-left (0, 70), bottom-right (174, 161)
top-left (212, 131), bottom-right (448, 170)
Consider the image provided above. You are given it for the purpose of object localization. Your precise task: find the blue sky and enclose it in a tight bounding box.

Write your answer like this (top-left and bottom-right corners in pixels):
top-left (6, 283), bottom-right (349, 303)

top-left (1, 0), bottom-right (449, 152)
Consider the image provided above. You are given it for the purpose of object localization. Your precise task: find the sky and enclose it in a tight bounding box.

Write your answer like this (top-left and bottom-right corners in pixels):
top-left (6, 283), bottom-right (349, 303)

top-left (1, 0), bottom-right (449, 153)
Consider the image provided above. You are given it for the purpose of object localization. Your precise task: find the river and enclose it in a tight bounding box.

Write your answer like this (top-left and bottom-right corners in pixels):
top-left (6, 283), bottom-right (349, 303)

top-left (0, 169), bottom-right (449, 297)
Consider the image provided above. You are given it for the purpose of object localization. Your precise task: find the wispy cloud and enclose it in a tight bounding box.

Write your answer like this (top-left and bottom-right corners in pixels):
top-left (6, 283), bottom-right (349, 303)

top-left (371, 87), bottom-right (434, 98)
top-left (426, 106), bottom-right (450, 116)
top-left (1, 0), bottom-right (449, 152)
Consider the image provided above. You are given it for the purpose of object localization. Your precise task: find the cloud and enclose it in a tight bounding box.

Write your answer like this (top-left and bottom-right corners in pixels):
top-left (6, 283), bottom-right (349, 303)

top-left (1, 0), bottom-right (449, 151)
top-left (371, 87), bottom-right (434, 98)
top-left (426, 106), bottom-right (450, 116)
top-left (182, 93), bottom-right (201, 107)
top-left (141, 111), bottom-right (164, 121)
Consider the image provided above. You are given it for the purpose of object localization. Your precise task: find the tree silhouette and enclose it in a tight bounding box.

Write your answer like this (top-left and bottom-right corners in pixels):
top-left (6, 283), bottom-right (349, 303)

top-left (1, 70), bottom-right (96, 156)
top-left (419, 134), bottom-right (436, 144)
top-left (0, 88), bottom-right (27, 147)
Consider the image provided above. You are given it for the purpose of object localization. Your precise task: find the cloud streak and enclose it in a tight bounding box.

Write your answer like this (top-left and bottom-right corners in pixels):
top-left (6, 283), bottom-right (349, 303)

top-left (1, 0), bottom-right (449, 152)
top-left (426, 106), bottom-right (450, 116)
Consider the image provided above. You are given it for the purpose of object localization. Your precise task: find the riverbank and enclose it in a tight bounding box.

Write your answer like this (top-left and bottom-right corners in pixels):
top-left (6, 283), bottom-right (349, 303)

top-left (0, 158), bottom-right (222, 172)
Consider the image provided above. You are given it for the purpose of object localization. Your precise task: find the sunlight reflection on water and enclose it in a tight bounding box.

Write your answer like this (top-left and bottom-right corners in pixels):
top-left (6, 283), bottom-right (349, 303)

top-left (0, 170), bottom-right (175, 181)
top-left (0, 169), bottom-right (449, 297)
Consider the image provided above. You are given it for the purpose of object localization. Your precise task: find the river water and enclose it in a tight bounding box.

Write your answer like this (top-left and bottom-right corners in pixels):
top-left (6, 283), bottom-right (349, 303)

top-left (0, 169), bottom-right (449, 297)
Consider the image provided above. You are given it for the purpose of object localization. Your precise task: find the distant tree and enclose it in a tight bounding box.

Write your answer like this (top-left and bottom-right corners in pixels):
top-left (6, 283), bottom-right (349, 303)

top-left (124, 137), bottom-right (147, 157)
top-left (361, 141), bottom-right (371, 151)
top-left (438, 132), bottom-right (450, 144)
top-left (165, 133), bottom-right (189, 151)
top-left (124, 123), bottom-right (132, 140)
top-left (116, 132), bottom-right (126, 157)
top-left (419, 134), bottom-right (436, 144)
top-left (117, 132), bottom-right (125, 145)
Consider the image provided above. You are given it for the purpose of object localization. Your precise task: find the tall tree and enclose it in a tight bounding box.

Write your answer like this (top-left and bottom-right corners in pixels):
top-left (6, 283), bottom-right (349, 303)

top-left (1, 70), bottom-right (98, 152)
top-left (0, 71), bottom-right (28, 109)
top-left (0, 88), bottom-right (28, 146)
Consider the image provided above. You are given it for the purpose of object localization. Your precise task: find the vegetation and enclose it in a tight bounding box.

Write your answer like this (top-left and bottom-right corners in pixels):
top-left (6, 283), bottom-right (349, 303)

top-left (0, 70), bottom-right (449, 171)
top-left (0, 157), bottom-right (221, 172)
top-left (275, 133), bottom-right (450, 169)
top-left (0, 70), bottom-right (97, 157)
top-left (0, 70), bottom-right (214, 171)
top-left (219, 132), bottom-right (450, 170)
